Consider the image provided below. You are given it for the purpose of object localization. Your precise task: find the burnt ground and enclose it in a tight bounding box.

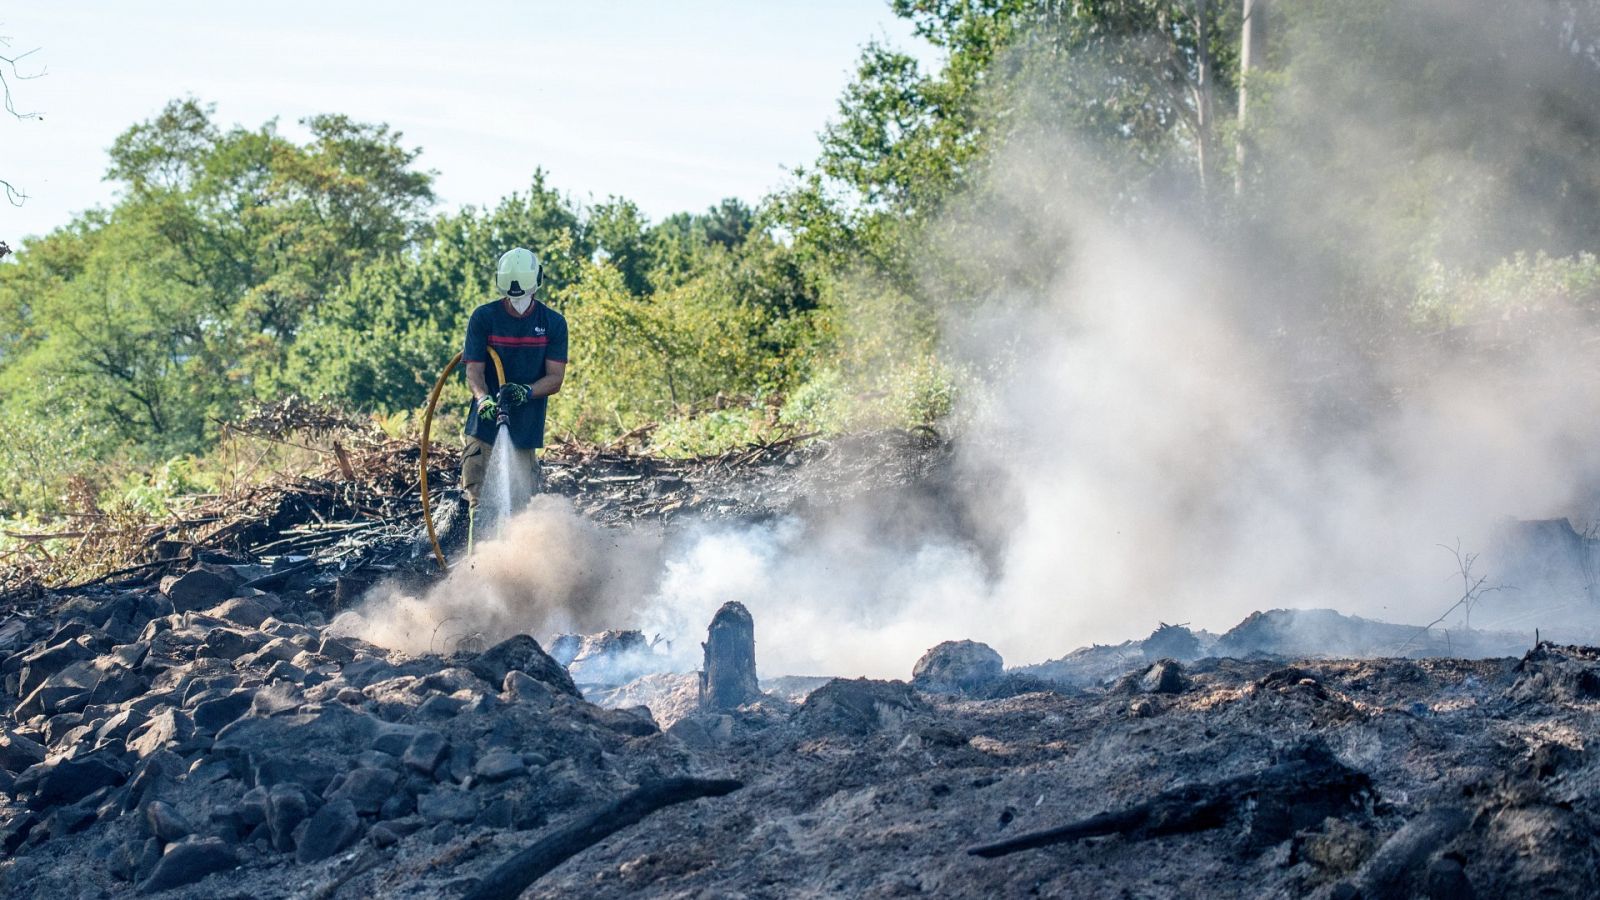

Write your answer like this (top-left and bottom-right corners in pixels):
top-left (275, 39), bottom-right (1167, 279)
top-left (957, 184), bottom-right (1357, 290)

top-left (1, 429), bottom-right (1597, 898)
top-left (544, 651), bottom-right (1600, 899)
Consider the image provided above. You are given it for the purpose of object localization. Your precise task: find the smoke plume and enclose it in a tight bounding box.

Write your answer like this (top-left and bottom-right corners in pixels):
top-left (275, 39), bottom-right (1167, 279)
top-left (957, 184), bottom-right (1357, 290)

top-left (332, 497), bottom-right (660, 655)
top-left (342, 1), bottom-right (1600, 677)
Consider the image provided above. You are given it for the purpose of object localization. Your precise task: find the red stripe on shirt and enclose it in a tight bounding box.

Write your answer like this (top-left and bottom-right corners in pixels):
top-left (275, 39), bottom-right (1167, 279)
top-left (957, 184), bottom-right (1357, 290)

top-left (488, 336), bottom-right (549, 346)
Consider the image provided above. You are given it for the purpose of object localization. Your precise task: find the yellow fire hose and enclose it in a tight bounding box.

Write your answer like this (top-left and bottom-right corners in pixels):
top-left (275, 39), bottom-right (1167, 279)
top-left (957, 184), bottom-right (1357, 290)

top-left (419, 347), bottom-right (505, 571)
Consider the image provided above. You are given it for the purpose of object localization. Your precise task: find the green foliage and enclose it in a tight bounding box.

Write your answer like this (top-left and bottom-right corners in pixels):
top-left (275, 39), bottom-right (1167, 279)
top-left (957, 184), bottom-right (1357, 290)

top-left (548, 260), bottom-right (780, 441)
top-left (115, 457), bottom-right (219, 518)
top-left (0, 395), bottom-right (104, 518)
top-left (0, 98), bottom-right (435, 465)
top-left (0, 212), bottom-right (235, 453)
top-left (786, 0), bottom-right (1245, 297)
top-left (104, 100), bottom-right (433, 349)
top-left (12, 0), bottom-right (1600, 527)
top-left (1414, 253), bottom-right (1600, 328)
top-left (284, 185), bottom-right (817, 453)
top-left (647, 198), bottom-right (758, 288)
top-left (284, 172), bottom-right (584, 411)
top-left (700, 198), bottom-right (756, 248)
top-left (1257, 0), bottom-right (1600, 298)
top-left (779, 353), bottom-right (956, 435)
top-left (586, 198), bottom-right (654, 295)
top-left (650, 406), bottom-right (779, 458)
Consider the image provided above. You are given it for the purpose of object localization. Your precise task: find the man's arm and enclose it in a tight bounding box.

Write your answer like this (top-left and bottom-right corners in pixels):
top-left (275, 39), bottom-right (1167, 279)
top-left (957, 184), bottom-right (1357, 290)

top-left (532, 312), bottom-right (568, 398)
top-left (527, 360), bottom-right (565, 398)
top-left (463, 307), bottom-right (492, 403)
top-left (465, 361), bottom-right (491, 400)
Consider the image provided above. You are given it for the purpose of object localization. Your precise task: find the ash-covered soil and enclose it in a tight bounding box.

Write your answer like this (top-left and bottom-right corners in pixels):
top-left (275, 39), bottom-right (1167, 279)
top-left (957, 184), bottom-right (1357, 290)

top-left (2, 430), bottom-right (1597, 898)
top-left (547, 648), bottom-right (1600, 899)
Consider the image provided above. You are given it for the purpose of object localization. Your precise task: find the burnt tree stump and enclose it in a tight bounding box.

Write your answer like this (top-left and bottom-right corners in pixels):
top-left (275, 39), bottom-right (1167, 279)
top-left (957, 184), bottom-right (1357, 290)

top-left (699, 601), bottom-right (759, 711)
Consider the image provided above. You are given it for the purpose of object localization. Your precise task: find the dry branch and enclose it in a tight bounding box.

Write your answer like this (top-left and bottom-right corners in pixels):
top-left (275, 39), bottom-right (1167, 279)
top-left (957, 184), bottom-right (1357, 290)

top-left (0, 36), bottom-right (43, 206)
top-left (461, 777), bottom-right (742, 900)
top-left (2, 531), bottom-right (87, 542)
top-left (1397, 540), bottom-right (1509, 653)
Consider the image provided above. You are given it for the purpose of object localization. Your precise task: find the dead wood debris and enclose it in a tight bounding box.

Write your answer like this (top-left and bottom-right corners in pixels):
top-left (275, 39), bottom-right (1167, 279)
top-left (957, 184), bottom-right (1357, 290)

top-left (461, 777), bottom-right (742, 900)
top-left (2, 406), bottom-right (905, 614)
top-left (967, 740), bottom-right (1372, 859)
top-left (1339, 806), bottom-right (1472, 900)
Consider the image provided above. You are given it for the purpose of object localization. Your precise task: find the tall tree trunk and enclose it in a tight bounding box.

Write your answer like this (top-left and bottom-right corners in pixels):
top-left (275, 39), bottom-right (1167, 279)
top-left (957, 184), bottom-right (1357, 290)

top-left (1235, 0), bottom-right (1271, 196)
top-left (1194, 0), bottom-right (1217, 197)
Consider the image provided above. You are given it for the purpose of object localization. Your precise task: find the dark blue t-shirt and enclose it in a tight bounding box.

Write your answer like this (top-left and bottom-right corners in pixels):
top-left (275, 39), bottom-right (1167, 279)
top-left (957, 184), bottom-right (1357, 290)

top-left (462, 298), bottom-right (568, 449)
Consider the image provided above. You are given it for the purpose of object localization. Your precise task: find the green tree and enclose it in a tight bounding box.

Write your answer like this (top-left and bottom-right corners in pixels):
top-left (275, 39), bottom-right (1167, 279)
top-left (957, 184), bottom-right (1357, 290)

top-left (0, 212), bottom-right (237, 453)
top-left (1260, 0), bottom-right (1600, 283)
top-left (586, 198), bottom-right (654, 295)
top-left (780, 1), bottom-right (1243, 304)
top-left (285, 172), bottom-right (587, 411)
top-left (646, 197), bottom-right (759, 290)
top-left (0, 98), bottom-right (435, 457)
top-left (549, 260), bottom-right (775, 441)
top-left (106, 100), bottom-right (433, 352)
top-left (701, 197), bottom-right (755, 248)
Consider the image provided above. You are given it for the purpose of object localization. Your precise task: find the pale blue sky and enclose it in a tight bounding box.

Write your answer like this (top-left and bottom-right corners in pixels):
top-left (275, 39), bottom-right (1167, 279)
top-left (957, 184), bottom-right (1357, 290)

top-left (1, 1), bottom-right (934, 245)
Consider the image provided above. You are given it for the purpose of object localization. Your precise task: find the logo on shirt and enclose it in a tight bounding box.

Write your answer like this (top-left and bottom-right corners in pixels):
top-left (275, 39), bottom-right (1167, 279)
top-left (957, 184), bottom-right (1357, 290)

top-left (534, 327), bottom-right (546, 335)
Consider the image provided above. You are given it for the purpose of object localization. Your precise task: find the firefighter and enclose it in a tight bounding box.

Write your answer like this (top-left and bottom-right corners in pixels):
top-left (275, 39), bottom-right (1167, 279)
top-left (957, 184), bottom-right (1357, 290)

top-left (460, 247), bottom-right (568, 504)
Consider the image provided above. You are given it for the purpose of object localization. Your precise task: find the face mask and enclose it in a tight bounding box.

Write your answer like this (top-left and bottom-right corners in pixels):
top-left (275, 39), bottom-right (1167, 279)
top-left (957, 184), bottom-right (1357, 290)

top-left (509, 295), bottom-right (532, 314)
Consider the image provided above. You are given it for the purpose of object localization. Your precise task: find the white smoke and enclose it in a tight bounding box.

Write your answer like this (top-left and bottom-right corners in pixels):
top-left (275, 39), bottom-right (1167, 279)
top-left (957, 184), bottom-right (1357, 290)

top-left (331, 496), bottom-right (661, 655)
top-left (638, 516), bottom-right (990, 677)
top-left (342, 3), bottom-right (1600, 678)
top-left (946, 190), bottom-right (1600, 660)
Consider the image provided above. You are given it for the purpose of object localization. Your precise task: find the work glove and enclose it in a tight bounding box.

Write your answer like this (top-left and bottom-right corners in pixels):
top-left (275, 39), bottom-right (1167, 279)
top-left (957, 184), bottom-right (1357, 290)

top-left (476, 396), bottom-right (499, 422)
top-left (498, 382), bottom-right (532, 408)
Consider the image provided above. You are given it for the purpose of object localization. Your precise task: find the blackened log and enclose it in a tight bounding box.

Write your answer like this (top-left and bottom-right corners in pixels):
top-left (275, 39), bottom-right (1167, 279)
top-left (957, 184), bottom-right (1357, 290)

top-left (461, 777), bottom-right (742, 900)
top-left (968, 743), bottom-right (1369, 858)
top-left (1345, 806), bottom-right (1472, 900)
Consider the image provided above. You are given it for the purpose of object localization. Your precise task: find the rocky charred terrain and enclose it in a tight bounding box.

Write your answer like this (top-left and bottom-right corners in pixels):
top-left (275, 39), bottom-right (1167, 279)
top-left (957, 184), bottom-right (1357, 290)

top-left (2, 430), bottom-right (1598, 898)
top-left (549, 643), bottom-right (1600, 899)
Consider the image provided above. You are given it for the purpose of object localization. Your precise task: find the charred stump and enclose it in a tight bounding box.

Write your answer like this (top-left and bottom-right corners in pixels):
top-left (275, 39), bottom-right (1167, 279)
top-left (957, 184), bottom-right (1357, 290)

top-left (699, 601), bottom-right (759, 711)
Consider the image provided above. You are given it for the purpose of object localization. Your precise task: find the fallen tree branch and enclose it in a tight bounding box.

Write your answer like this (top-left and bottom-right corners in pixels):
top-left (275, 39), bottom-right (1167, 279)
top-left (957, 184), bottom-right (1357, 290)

top-left (461, 777), bottom-right (742, 900)
top-left (3, 530), bottom-right (88, 542)
top-left (967, 743), bottom-right (1369, 859)
top-left (239, 559), bottom-right (317, 591)
top-left (60, 558), bottom-right (172, 591)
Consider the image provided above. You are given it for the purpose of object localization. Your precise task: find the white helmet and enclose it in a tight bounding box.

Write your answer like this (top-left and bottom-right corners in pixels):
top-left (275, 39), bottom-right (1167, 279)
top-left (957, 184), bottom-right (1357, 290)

top-left (495, 247), bottom-right (542, 296)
